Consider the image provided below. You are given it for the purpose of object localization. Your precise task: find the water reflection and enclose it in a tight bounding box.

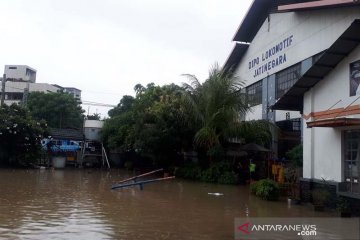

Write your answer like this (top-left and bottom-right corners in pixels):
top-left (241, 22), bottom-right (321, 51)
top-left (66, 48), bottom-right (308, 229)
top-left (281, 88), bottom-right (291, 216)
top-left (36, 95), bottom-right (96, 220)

top-left (0, 169), bottom-right (335, 239)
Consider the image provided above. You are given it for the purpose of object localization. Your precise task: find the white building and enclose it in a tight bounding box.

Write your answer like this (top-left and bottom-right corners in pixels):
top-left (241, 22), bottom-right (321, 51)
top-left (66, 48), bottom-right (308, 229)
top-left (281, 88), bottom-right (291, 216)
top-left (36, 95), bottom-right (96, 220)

top-left (5, 65), bottom-right (36, 83)
top-left (224, 0), bottom-right (360, 201)
top-left (64, 87), bottom-right (81, 100)
top-left (2, 65), bottom-right (81, 105)
top-left (4, 81), bottom-right (61, 105)
top-left (84, 120), bottom-right (104, 141)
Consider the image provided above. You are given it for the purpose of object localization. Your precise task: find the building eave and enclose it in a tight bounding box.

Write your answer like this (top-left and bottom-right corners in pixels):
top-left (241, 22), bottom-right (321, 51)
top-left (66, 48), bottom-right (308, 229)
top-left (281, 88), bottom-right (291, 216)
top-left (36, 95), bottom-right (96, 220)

top-left (222, 43), bottom-right (249, 74)
top-left (307, 117), bottom-right (360, 128)
top-left (271, 19), bottom-right (360, 111)
top-left (232, 0), bottom-right (274, 43)
top-left (278, 0), bottom-right (360, 12)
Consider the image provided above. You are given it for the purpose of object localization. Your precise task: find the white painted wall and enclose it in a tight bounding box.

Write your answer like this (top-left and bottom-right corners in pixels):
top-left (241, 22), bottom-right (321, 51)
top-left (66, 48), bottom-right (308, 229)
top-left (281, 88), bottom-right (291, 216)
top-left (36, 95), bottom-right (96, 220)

top-left (303, 88), bottom-right (314, 179)
top-left (232, 6), bottom-right (360, 123)
top-left (302, 44), bottom-right (360, 182)
top-left (84, 120), bottom-right (104, 141)
top-left (84, 120), bottom-right (104, 129)
top-left (4, 65), bottom-right (36, 82)
top-left (245, 104), bottom-right (262, 121)
top-left (5, 82), bottom-right (60, 93)
top-left (233, 6), bottom-right (360, 86)
top-left (4, 82), bottom-right (61, 105)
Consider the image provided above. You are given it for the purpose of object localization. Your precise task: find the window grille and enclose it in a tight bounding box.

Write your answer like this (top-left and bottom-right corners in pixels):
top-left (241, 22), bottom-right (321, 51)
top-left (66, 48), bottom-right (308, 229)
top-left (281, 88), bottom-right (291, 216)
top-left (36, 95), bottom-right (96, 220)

top-left (246, 81), bottom-right (262, 106)
top-left (275, 63), bottom-right (301, 99)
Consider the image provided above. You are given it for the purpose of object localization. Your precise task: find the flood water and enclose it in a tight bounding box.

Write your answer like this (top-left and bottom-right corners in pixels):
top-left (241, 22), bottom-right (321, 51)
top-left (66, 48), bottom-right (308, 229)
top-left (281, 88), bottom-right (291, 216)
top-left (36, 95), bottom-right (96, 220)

top-left (0, 169), bottom-right (336, 240)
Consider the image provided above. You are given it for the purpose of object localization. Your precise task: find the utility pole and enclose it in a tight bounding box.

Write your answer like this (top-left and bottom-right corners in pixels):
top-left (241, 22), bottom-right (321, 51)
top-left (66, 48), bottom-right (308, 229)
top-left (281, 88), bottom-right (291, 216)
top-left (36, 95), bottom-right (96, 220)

top-left (1, 74), bottom-right (6, 107)
top-left (22, 80), bottom-right (30, 107)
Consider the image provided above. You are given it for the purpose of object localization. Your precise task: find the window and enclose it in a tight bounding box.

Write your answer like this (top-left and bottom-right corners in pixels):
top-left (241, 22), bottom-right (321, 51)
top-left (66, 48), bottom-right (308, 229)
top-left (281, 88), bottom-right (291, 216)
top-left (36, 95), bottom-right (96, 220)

top-left (246, 81), bottom-right (262, 106)
top-left (5, 92), bottom-right (23, 100)
top-left (9, 66), bottom-right (17, 70)
top-left (344, 130), bottom-right (360, 194)
top-left (276, 118), bottom-right (301, 132)
top-left (275, 63), bottom-right (301, 99)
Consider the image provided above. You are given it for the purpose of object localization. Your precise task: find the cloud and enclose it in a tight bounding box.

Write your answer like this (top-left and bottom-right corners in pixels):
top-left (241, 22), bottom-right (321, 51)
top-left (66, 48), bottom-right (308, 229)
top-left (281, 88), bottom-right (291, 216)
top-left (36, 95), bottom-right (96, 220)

top-left (0, 0), bottom-right (251, 117)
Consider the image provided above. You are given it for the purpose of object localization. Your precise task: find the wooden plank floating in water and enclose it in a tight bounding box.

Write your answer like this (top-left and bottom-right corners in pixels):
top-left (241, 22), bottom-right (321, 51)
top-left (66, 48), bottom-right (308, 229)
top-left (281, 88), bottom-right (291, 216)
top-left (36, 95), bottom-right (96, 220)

top-left (111, 176), bottom-right (175, 190)
top-left (115, 168), bottom-right (163, 185)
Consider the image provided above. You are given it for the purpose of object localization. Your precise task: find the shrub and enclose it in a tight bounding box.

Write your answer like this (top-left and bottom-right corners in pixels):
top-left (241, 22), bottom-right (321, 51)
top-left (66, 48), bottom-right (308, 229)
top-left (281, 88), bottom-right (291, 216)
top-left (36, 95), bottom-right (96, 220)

top-left (250, 179), bottom-right (280, 201)
top-left (286, 144), bottom-right (303, 167)
top-left (174, 164), bottom-right (201, 180)
top-left (312, 188), bottom-right (330, 206)
top-left (200, 167), bottom-right (218, 182)
top-left (175, 162), bottom-right (238, 184)
top-left (0, 104), bottom-right (48, 167)
top-left (336, 196), bottom-right (351, 213)
top-left (218, 171), bottom-right (238, 185)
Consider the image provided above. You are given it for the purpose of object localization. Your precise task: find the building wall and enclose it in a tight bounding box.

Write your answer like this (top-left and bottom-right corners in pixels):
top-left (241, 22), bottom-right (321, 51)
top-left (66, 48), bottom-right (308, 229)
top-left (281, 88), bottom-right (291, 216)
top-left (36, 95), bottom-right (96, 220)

top-left (229, 6), bottom-right (360, 161)
top-left (4, 65), bottom-right (37, 82)
top-left (302, 44), bottom-right (360, 182)
top-left (84, 120), bottom-right (104, 129)
top-left (231, 6), bottom-right (360, 128)
top-left (245, 105), bottom-right (262, 121)
top-left (64, 88), bottom-right (81, 99)
top-left (4, 82), bottom-right (60, 105)
top-left (84, 120), bottom-right (104, 141)
top-left (233, 7), bottom-right (360, 86)
top-left (5, 82), bottom-right (60, 93)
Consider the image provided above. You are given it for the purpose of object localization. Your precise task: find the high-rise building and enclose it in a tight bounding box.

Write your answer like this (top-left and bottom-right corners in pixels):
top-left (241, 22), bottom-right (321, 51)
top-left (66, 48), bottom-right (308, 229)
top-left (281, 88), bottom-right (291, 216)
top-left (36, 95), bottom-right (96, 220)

top-left (1, 65), bottom-right (80, 105)
top-left (4, 65), bottom-right (37, 83)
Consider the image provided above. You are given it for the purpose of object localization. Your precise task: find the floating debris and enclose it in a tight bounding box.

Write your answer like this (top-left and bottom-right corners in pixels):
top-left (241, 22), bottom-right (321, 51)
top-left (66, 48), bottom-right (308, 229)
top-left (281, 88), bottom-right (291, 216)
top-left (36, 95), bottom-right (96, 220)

top-left (208, 193), bottom-right (224, 196)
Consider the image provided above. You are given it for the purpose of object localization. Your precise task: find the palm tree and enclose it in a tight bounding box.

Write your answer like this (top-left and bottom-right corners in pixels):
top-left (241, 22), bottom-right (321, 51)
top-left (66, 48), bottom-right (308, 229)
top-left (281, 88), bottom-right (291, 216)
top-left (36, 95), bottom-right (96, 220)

top-left (182, 63), bottom-right (249, 156)
top-left (182, 64), bottom-right (274, 161)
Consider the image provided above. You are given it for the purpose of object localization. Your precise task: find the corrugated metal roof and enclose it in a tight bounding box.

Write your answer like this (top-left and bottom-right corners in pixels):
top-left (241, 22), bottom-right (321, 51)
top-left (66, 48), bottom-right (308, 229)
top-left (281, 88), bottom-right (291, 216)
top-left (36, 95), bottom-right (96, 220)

top-left (49, 128), bottom-right (84, 141)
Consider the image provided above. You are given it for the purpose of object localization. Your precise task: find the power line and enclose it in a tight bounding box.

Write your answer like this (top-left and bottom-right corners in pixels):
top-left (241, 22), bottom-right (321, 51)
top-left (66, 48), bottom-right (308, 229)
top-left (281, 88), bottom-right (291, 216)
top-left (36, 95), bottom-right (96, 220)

top-left (81, 90), bottom-right (123, 96)
top-left (81, 101), bottom-right (116, 108)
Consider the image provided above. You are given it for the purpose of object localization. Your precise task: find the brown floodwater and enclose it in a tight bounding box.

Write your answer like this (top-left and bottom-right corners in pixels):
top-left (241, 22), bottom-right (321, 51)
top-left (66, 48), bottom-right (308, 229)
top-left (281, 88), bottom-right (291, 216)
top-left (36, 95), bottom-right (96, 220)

top-left (0, 169), bottom-right (336, 240)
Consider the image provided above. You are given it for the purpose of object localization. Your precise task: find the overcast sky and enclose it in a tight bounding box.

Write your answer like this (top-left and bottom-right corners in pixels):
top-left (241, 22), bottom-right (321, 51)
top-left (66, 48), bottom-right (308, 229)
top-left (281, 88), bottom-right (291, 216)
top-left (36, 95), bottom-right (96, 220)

top-left (0, 0), bottom-right (252, 117)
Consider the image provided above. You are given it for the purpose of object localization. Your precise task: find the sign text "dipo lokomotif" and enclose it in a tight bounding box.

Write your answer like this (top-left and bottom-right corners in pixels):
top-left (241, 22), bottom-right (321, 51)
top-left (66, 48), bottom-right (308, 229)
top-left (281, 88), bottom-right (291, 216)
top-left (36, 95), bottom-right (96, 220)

top-left (249, 35), bottom-right (293, 78)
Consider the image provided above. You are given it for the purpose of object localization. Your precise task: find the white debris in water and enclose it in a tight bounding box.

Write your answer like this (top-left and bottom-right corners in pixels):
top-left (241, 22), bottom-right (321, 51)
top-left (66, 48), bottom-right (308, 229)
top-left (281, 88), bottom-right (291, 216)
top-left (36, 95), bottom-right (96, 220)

top-left (208, 193), bottom-right (224, 196)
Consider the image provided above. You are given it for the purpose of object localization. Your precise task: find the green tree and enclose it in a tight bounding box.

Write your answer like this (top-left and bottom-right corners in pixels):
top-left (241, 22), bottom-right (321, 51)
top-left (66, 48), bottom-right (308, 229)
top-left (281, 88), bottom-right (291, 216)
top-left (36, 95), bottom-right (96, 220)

top-left (182, 64), bottom-right (273, 161)
top-left (238, 120), bottom-right (272, 146)
top-left (27, 92), bottom-right (84, 129)
top-left (182, 63), bottom-right (250, 158)
top-left (86, 113), bottom-right (101, 120)
top-left (108, 95), bottom-right (135, 118)
top-left (132, 83), bottom-right (194, 166)
top-left (0, 104), bottom-right (48, 166)
top-left (103, 83), bottom-right (194, 167)
top-left (134, 84), bottom-right (145, 95)
top-left (286, 144), bottom-right (303, 167)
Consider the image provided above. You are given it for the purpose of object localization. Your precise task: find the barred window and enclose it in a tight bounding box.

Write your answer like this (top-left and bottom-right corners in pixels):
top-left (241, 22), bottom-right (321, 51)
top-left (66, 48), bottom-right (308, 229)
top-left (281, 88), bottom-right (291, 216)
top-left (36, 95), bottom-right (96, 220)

top-left (246, 81), bottom-right (262, 106)
top-left (275, 63), bottom-right (301, 99)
